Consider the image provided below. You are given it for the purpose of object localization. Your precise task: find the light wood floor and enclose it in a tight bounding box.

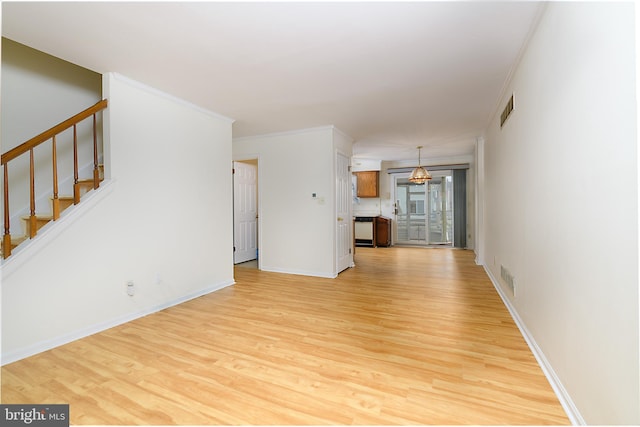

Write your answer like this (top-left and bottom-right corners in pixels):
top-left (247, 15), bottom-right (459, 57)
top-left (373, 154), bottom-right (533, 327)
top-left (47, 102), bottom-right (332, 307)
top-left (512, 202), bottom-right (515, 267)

top-left (1, 247), bottom-right (569, 425)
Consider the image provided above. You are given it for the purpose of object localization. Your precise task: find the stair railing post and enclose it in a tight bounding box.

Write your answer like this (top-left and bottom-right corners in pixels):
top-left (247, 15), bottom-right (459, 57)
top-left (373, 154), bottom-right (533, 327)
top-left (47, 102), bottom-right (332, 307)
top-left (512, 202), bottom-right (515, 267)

top-left (3, 164), bottom-right (11, 258)
top-left (73, 124), bottom-right (80, 204)
top-left (52, 135), bottom-right (60, 220)
top-left (28, 148), bottom-right (37, 238)
top-left (92, 113), bottom-right (100, 189)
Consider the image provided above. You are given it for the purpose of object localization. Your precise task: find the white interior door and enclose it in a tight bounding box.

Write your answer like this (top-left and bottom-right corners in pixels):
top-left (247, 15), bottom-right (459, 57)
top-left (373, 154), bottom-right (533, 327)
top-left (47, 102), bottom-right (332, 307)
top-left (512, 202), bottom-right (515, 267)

top-left (233, 161), bottom-right (258, 264)
top-left (336, 152), bottom-right (352, 273)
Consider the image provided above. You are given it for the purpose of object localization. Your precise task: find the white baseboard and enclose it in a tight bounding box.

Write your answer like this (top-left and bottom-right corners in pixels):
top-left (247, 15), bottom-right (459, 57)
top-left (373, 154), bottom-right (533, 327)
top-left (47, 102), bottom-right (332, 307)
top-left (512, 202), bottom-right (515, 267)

top-left (1, 279), bottom-right (234, 366)
top-left (483, 265), bottom-right (585, 425)
top-left (259, 265), bottom-right (337, 279)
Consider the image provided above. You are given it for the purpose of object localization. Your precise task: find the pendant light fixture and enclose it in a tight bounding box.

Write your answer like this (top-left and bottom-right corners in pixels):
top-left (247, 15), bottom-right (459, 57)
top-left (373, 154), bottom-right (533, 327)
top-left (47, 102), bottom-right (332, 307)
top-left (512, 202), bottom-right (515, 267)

top-left (408, 145), bottom-right (431, 184)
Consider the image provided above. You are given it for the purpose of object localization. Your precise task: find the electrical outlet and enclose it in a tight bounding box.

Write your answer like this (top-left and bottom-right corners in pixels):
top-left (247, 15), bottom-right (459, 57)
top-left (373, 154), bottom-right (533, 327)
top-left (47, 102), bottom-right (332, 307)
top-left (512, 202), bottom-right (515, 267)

top-left (126, 281), bottom-right (135, 296)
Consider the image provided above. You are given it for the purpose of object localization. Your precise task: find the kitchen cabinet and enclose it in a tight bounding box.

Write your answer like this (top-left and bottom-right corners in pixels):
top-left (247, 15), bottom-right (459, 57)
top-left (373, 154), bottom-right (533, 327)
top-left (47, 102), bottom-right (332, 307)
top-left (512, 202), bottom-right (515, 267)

top-left (356, 171), bottom-right (379, 198)
top-left (376, 216), bottom-right (391, 247)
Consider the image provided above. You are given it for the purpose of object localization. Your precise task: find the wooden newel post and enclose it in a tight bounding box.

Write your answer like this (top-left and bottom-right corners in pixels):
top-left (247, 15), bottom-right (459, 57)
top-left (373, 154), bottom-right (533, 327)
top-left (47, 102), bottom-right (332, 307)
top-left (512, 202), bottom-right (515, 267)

top-left (73, 124), bottom-right (80, 204)
top-left (92, 113), bottom-right (100, 189)
top-left (52, 135), bottom-right (60, 220)
top-left (28, 149), bottom-right (37, 238)
top-left (3, 164), bottom-right (11, 258)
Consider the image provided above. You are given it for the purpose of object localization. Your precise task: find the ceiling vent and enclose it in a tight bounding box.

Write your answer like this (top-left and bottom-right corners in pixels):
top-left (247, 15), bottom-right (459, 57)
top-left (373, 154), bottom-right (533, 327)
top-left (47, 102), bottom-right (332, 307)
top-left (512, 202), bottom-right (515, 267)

top-left (500, 94), bottom-right (514, 128)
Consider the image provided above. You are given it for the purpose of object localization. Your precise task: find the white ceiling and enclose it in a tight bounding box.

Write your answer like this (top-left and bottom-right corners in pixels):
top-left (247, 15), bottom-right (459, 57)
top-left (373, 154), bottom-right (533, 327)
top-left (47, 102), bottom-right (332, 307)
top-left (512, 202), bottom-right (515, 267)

top-left (2, 1), bottom-right (542, 162)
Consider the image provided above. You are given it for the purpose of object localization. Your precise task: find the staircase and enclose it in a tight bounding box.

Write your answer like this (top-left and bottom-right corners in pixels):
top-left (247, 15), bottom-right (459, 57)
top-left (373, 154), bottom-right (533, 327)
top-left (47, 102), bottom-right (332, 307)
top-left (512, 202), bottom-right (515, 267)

top-left (3, 171), bottom-right (104, 257)
top-left (2, 100), bottom-right (108, 259)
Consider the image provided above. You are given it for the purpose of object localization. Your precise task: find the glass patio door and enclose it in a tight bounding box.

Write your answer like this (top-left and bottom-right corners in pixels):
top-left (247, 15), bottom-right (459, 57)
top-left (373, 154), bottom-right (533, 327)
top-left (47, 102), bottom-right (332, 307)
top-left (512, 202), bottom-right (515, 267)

top-left (395, 178), bottom-right (427, 243)
top-left (426, 175), bottom-right (453, 244)
top-left (395, 172), bottom-right (453, 246)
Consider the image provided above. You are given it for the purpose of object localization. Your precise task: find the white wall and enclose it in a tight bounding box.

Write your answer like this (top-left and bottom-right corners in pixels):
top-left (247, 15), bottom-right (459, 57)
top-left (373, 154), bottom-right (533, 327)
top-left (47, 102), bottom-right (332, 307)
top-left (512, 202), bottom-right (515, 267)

top-left (233, 126), bottom-right (351, 278)
top-left (481, 3), bottom-right (638, 424)
top-left (333, 127), bottom-right (353, 164)
top-left (351, 158), bottom-right (381, 172)
top-left (1, 39), bottom-right (103, 232)
top-left (1, 73), bottom-right (235, 363)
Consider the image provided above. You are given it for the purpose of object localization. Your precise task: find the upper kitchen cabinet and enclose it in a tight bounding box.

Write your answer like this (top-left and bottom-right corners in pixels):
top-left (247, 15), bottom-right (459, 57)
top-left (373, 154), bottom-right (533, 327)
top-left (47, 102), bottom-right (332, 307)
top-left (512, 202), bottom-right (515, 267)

top-left (356, 171), bottom-right (379, 198)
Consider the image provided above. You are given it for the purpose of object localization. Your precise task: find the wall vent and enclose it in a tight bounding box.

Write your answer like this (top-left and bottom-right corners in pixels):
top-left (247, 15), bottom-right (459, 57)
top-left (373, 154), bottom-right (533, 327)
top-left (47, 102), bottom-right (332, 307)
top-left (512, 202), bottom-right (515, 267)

top-left (500, 265), bottom-right (515, 296)
top-left (500, 94), bottom-right (514, 128)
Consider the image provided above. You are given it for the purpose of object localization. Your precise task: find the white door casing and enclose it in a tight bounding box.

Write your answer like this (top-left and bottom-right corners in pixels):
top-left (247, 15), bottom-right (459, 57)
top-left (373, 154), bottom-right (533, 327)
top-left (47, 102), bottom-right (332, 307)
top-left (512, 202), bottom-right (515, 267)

top-left (336, 152), bottom-right (352, 273)
top-left (233, 161), bottom-right (258, 264)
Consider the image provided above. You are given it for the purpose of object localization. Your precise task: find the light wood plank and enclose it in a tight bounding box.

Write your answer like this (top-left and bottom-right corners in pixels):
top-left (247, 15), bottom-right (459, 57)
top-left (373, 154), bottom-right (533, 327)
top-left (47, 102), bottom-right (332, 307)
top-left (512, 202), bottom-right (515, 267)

top-left (1, 247), bottom-right (569, 425)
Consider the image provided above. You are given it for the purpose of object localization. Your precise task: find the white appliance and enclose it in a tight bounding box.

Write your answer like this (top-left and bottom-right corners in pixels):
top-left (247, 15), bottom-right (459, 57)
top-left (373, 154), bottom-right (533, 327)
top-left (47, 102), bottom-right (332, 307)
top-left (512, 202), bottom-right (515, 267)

top-left (354, 216), bottom-right (375, 246)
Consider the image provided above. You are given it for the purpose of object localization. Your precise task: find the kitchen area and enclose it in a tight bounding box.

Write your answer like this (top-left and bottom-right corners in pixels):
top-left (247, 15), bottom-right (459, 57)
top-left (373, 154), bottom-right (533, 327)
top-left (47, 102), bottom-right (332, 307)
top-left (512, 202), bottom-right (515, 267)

top-left (352, 160), bottom-right (392, 248)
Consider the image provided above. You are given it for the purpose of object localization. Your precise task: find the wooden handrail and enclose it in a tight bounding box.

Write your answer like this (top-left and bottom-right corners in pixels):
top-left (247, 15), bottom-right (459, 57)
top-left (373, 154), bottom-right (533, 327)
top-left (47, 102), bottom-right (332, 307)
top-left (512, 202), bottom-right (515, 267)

top-left (1, 99), bottom-right (108, 165)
